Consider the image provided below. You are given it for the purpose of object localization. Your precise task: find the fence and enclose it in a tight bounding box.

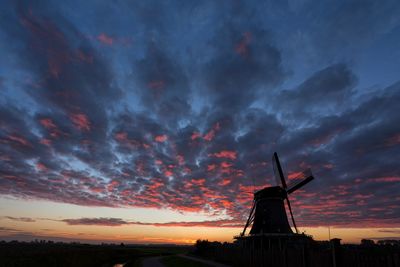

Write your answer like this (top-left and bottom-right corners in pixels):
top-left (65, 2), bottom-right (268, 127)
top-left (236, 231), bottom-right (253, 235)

top-left (194, 239), bottom-right (400, 267)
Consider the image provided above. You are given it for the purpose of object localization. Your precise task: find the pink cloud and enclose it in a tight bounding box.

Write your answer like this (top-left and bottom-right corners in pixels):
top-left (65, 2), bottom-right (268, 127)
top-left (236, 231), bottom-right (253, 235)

top-left (203, 122), bottom-right (220, 141)
top-left (370, 176), bottom-right (400, 183)
top-left (61, 217), bottom-right (243, 228)
top-left (207, 164), bottom-right (217, 172)
top-left (90, 187), bottom-right (104, 193)
top-left (114, 132), bottom-right (128, 142)
top-left (70, 113), bottom-right (91, 131)
top-left (107, 180), bottom-right (120, 192)
top-left (191, 131), bottom-right (202, 140)
top-left (97, 33), bottom-right (113, 45)
top-left (235, 32), bottom-right (252, 57)
top-left (75, 49), bottom-right (93, 64)
top-left (147, 80), bottom-right (165, 90)
top-left (164, 170), bottom-right (173, 177)
top-left (39, 118), bottom-right (56, 129)
top-left (36, 162), bottom-right (48, 172)
top-left (8, 135), bottom-right (30, 146)
top-left (176, 155), bottom-right (184, 165)
top-left (220, 161), bottom-right (232, 168)
top-left (385, 133), bottom-right (400, 146)
top-left (323, 163), bottom-right (334, 169)
top-left (288, 171), bottom-right (303, 180)
top-left (155, 134), bottom-right (168, 142)
top-left (191, 178), bottom-right (206, 186)
top-left (218, 179), bottom-right (231, 186)
top-left (209, 150), bottom-right (237, 160)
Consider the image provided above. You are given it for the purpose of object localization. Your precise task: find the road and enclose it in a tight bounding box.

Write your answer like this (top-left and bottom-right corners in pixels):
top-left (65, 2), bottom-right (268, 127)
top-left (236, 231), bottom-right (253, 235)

top-left (140, 254), bottom-right (231, 267)
top-left (141, 256), bottom-right (165, 267)
top-left (179, 254), bottom-right (231, 267)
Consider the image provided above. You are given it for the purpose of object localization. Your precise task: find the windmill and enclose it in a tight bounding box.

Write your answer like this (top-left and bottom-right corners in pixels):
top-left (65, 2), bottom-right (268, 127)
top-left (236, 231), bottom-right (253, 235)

top-left (240, 152), bottom-right (314, 237)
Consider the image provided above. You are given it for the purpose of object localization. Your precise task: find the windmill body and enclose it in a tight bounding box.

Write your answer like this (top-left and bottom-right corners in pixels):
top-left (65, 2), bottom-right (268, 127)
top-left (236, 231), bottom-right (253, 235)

top-left (239, 152), bottom-right (314, 238)
top-left (249, 186), bottom-right (292, 235)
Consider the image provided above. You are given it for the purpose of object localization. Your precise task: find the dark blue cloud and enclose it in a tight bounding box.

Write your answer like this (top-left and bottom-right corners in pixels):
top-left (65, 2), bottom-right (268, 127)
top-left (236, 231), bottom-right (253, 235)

top-left (0, 0), bottom-right (399, 228)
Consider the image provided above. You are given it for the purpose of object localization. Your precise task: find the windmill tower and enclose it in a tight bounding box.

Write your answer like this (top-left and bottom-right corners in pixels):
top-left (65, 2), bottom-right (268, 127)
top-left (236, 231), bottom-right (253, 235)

top-left (239, 152), bottom-right (314, 237)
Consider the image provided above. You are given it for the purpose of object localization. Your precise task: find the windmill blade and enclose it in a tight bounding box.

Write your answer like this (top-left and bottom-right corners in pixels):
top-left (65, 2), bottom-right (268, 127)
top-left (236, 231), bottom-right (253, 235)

top-left (286, 197), bottom-right (298, 234)
top-left (241, 200), bottom-right (256, 236)
top-left (272, 152), bottom-right (287, 189)
top-left (286, 170), bottom-right (314, 194)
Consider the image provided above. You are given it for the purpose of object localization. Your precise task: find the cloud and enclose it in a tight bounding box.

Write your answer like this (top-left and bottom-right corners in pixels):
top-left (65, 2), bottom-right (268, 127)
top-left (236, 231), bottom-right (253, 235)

top-left (0, 227), bottom-right (23, 232)
top-left (60, 217), bottom-right (242, 228)
top-left (0, 0), bottom-right (399, 231)
top-left (97, 33), bottom-right (114, 45)
top-left (62, 217), bottom-right (130, 227)
top-left (4, 216), bottom-right (36, 223)
top-left (280, 64), bottom-right (356, 108)
top-left (378, 229), bottom-right (400, 234)
top-left (202, 25), bottom-right (285, 112)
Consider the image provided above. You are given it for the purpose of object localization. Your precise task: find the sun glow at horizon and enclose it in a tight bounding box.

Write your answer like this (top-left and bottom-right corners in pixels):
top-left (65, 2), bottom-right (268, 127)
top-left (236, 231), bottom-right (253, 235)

top-left (1, 197), bottom-right (398, 245)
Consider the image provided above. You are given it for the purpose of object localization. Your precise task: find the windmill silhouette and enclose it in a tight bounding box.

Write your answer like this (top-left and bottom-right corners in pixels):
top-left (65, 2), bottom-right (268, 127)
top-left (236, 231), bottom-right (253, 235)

top-left (240, 152), bottom-right (314, 237)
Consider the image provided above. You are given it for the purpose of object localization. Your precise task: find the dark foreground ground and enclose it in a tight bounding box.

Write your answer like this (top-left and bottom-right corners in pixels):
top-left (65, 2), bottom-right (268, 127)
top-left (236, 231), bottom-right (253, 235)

top-left (193, 239), bottom-right (400, 267)
top-left (0, 241), bottom-right (191, 267)
top-left (2, 239), bottom-right (400, 267)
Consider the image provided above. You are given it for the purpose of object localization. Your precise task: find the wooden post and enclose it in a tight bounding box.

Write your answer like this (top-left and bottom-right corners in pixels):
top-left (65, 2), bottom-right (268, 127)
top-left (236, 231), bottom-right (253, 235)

top-left (302, 245), bottom-right (306, 267)
top-left (330, 238), bottom-right (341, 267)
top-left (331, 242), bottom-right (336, 267)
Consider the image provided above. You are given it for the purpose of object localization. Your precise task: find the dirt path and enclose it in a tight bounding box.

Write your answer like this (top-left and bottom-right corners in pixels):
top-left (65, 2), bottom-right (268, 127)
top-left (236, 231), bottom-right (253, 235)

top-left (141, 256), bottom-right (165, 267)
top-left (178, 254), bottom-right (231, 267)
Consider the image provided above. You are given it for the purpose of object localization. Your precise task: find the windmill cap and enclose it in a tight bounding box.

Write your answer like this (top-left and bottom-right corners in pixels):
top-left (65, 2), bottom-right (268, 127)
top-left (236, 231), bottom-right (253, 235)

top-left (254, 186), bottom-right (287, 200)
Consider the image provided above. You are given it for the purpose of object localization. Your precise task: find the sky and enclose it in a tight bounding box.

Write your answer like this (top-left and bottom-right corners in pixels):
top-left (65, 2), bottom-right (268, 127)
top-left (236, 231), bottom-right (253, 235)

top-left (0, 0), bottom-right (400, 245)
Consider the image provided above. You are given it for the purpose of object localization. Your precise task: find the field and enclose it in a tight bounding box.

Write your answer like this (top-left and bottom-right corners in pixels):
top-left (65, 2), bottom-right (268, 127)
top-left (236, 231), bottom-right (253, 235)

top-left (0, 241), bottom-right (191, 267)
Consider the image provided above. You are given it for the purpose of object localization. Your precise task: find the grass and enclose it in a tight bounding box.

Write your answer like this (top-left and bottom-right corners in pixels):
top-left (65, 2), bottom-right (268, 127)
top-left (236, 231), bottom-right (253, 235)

top-left (125, 257), bottom-right (142, 267)
top-left (160, 255), bottom-right (213, 267)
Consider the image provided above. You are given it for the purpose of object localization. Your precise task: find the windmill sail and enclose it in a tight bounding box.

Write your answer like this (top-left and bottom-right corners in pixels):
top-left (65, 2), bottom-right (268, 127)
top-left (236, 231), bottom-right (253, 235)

top-left (272, 152), bottom-right (287, 189)
top-left (286, 169), bottom-right (314, 194)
